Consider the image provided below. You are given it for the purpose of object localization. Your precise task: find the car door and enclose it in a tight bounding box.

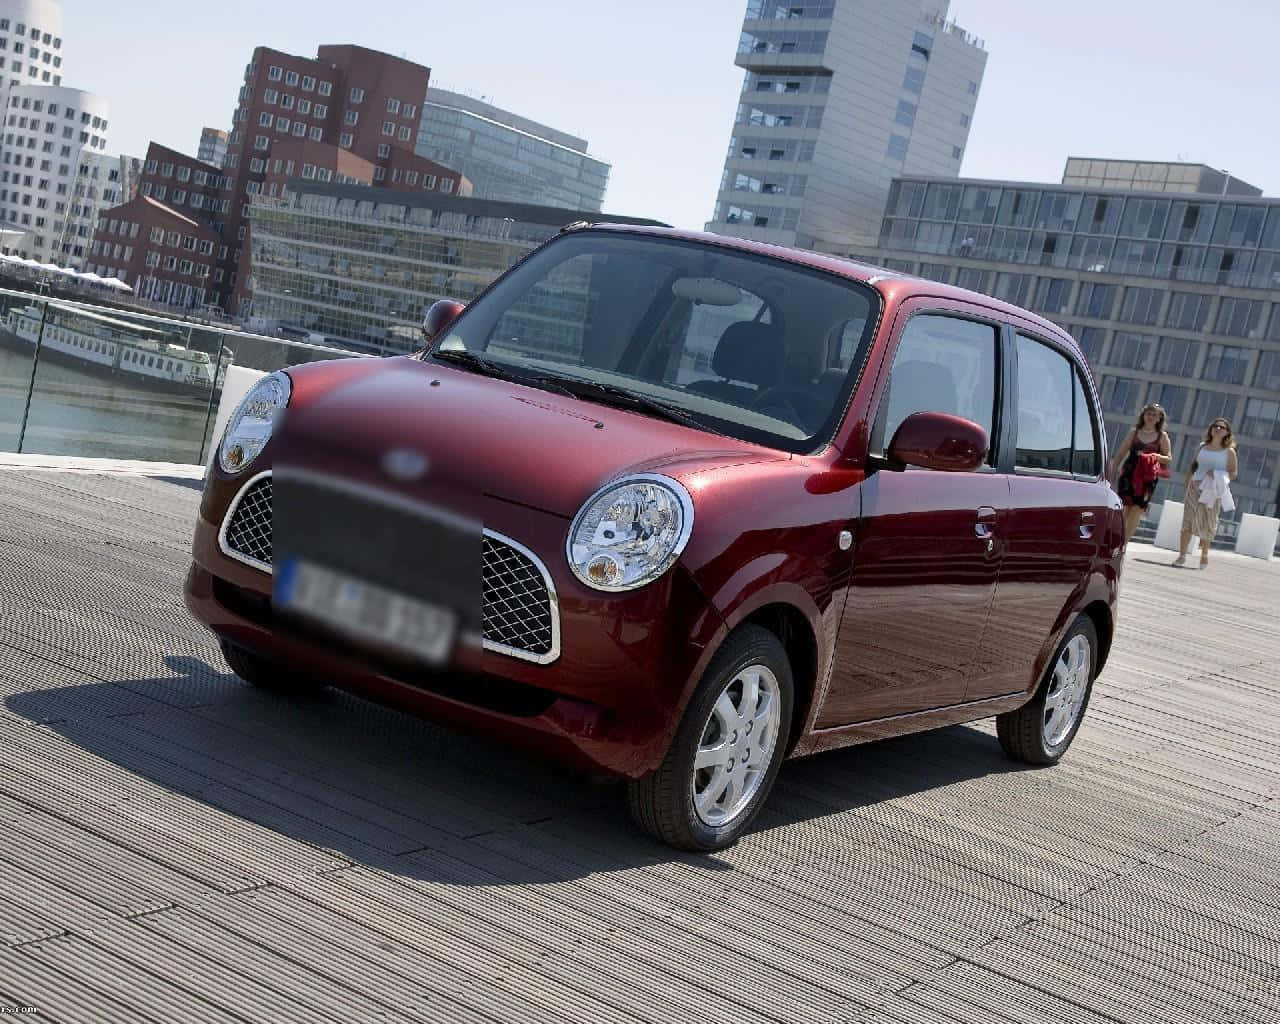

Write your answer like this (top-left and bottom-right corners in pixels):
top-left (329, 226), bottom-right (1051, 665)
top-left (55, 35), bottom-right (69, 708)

top-left (817, 302), bottom-right (1011, 728)
top-left (967, 330), bottom-right (1109, 700)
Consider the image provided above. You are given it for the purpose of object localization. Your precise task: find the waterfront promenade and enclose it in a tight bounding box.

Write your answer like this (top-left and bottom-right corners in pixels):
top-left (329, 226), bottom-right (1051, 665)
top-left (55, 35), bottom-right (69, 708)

top-left (0, 467), bottom-right (1278, 1023)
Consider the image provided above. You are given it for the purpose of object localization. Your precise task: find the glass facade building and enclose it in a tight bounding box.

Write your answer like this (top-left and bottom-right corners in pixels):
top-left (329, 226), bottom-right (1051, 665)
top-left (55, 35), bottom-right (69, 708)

top-left (248, 181), bottom-right (661, 355)
top-left (707, 0), bottom-right (987, 252)
top-left (415, 89), bottom-right (609, 212)
top-left (847, 173), bottom-right (1280, 532)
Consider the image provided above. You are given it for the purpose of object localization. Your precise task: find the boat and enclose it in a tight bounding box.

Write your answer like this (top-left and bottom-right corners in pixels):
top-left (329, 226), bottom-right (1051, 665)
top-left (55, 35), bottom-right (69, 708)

top-left (1, 304), bottom-right (234, 395)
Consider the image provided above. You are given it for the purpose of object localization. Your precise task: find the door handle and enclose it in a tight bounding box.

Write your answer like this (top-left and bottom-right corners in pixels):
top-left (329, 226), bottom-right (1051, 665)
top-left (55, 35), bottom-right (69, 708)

top-left (975, 507), bottom-right (996, 552)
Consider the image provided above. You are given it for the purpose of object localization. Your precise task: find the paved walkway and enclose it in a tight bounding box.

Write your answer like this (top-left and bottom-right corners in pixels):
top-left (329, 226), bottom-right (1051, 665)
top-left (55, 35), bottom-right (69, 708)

top-left (0, 469), bottom-right (1278, 1024)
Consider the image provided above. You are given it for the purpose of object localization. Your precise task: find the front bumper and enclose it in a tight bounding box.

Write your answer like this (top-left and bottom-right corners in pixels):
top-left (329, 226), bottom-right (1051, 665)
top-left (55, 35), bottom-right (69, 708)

top-left (184, 480), bottom-right (725, 779)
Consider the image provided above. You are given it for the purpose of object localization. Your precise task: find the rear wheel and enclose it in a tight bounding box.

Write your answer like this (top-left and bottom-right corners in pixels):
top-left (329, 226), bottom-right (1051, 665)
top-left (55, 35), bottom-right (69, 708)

top-left (628, 625), bottom-right (793, 851)
top-left (219, 639), bottom-right (321, 696)
top-left (996, 615), bottom-right (1097, 765)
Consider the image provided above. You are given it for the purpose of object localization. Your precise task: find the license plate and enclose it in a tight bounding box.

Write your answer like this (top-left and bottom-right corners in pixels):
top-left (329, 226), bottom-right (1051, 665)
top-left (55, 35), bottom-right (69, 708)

top-left (275, 558), bottom-right (456, 665)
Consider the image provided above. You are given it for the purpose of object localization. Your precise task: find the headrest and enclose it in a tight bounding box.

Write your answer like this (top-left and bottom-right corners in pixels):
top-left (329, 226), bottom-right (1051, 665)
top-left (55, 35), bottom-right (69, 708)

top-left (711, 321), bottom-right (785, 387)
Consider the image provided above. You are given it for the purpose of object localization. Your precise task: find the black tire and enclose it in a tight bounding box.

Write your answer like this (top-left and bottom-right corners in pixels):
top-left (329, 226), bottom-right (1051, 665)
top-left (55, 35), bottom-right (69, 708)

top-left (219, 638), bottom-right (321, 696)
top-left (996, 614), bottom-right (1098, 766)
top-left (627, 624), bottom-right (794, 851)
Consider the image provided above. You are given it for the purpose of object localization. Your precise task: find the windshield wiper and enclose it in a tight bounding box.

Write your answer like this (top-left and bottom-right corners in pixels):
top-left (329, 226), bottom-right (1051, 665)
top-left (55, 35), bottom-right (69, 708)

top-left (531, 374), bottom-right (714, 433)
top-left (430, 347), bottom-right (576, 397)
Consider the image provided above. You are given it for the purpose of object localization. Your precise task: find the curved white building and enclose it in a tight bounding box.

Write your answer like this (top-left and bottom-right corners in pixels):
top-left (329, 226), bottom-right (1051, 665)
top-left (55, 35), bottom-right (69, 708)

top-left (0, 84), bottom-right (110, 264)
top-left (0, 0), bottom-right (64, 106)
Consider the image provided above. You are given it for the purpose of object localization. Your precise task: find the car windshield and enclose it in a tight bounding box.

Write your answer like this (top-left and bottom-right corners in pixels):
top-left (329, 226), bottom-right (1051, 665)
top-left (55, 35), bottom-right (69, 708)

top-left (430, 231), bottom-right (879, 453)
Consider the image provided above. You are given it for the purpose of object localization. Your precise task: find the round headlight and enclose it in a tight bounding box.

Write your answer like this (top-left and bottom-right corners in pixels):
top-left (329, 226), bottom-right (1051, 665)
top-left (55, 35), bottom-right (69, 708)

top-left (218, 371), bottom-right (291, 475)
top-left (567, 475), bottom-right (694, 592)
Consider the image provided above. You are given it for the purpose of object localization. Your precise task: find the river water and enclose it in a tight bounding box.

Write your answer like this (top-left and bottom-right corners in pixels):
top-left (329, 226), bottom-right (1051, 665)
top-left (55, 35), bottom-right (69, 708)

top-left (0, 339), bottom-right (218, 464)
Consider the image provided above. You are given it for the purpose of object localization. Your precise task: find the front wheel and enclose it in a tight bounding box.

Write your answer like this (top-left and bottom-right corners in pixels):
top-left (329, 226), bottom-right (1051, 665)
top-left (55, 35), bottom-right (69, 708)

top-left (627, 625), bottom-right (793, 851)
top-left (996, 614), bottom-right (1098, 765)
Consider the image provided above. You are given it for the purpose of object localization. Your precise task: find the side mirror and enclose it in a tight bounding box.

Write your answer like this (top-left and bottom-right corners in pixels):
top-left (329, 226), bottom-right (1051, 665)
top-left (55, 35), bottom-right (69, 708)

top-left (422, 299), bottom-right (465, 345)
top-left (887, 411), bottom-right (988, 472)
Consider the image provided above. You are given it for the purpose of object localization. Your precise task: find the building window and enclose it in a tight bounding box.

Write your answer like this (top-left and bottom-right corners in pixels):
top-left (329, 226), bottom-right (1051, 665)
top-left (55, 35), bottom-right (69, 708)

top-left (1108, 331), bottom-right (1154, 371)
top-left (373, 166), bottom-right (385, 182)
top-left (382, 120), bottom-right (395, 135)
top-left (350, 87), bottom-right (364, 103)
top-left (297, 99), bottom-right (311, 115)
top-left (268, 65), bottom-right (282, 80)
top-left (258, 111), bottom-right (273, 126)
top-left (386, 97), bottom-right (400, 113)
top-left (280, 94), bottom-right (294, 110)
top-left (398, 125), bottom-right (411, 141)
top-left (318, 80), bottom-right (332, 96)
top-left (1165, 291), bottom-right (1211, 331)
top-left (894, 100), bottom-right (915, 127)
top-left (440, 178), bottom-right (453, 194)
top-left (967, 80), bottom-right (978, 94)
top-left (1157, 337), bottom-right (1200, 377)
top-left (292, 122), bottom-right (306, 137)
top-left (377, 143), bottom-right (390, 158)
top-left (424, 175), bottom-right (436, 190)
top-left (406, 171), bottom-right (418, 185)
top-left (1215, 297), bottom-right (1265, 338)
top-left (1203, 343), bottom-right (1249, 385)
top-left (1118, 286), bottom-right (1163, 326)
top-left (886, 134), bottom-right (908, 161)
top-left (344, 110), bottom-right (358, 125)
top-left (301, 75), bottom-right (316, 91)
top-left (339, 132), bottom-right (353, 148)
top-left (250, 158), bottom-right (265, 173)
top-left (301, 163), bottom-right (316, 179)
top-left (309, 126), bottom-right (322, 142)
top-left (263, 89), bottom-right (277, 104)
top-left (314, 104), bottom-right (328, 119)
top-left (254, 135), bottom-right (269, 150)
top-left (403, 103), bottom-right (417, 118)
top-left (952, 146), bottom-right (963, 160)
top-left (284, 70), bottom-right (299, 86)
top-left (1191, 390), bottom-right (1238, 425)
top-left (276, 116), bottom-right (289, 132)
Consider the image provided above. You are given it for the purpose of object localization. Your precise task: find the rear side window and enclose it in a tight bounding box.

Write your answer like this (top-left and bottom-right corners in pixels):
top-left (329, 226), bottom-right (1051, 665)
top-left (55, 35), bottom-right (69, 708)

top-left (879, 314), bottom-right (997, 459)
top-left (1016, 332), bottom-right (1099, 475)
top-left (1072, 368), bottom-right (1101, 476)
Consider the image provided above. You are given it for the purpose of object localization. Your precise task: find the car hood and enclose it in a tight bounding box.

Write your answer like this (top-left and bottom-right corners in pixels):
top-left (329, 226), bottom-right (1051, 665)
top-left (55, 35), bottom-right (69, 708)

top-left (276, 357), bottom-right (789, 517)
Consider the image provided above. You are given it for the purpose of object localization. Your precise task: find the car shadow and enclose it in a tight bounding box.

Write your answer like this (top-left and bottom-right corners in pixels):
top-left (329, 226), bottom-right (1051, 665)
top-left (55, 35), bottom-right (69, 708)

top-left (5, 654), bottom-right (1023, 884)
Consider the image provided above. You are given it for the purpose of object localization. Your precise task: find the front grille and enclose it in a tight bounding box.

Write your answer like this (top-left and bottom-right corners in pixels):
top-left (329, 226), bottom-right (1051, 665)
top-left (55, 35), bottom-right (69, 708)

top-left (222, 474), bottom-right (272, 569)
top-left (482, 535), bottom-right (555, 659)
top-left (219, 472), bottom-right (558, 662)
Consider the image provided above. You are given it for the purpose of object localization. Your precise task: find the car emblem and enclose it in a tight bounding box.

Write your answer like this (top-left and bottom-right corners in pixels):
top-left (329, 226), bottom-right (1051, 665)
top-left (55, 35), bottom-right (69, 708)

top-left (381, 448), bottom-right (429, 481)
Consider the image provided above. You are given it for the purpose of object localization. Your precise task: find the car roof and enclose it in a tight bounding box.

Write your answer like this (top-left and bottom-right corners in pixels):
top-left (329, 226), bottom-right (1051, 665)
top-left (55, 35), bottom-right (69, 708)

top-left (578, 223), bottom-right (1083, 361)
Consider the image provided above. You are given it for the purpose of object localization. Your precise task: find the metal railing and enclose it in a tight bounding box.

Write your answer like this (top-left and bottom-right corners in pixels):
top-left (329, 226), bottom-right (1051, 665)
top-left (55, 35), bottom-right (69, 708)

top-left (0, 286), bottom-right (369, 465)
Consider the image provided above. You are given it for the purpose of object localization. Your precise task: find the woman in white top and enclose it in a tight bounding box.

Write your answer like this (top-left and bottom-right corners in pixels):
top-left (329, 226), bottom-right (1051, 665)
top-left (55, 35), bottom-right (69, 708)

top-left (1174, 418), bottom-right (1238, 568)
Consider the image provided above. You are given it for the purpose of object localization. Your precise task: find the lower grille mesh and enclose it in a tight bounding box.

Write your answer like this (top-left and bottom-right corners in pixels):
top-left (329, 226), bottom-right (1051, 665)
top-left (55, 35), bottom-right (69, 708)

top-left (221, 473), bottom-right (556, 659)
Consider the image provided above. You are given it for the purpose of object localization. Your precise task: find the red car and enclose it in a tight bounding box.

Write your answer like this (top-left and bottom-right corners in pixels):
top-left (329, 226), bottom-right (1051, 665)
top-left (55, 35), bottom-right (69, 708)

top-left (185, 225), bottom-right (1122, 851)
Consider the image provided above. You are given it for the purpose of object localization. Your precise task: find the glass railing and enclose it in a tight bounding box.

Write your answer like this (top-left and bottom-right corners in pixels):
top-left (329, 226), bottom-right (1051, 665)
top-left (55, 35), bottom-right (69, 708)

top-left (0, 287), bottom-right (372, 464)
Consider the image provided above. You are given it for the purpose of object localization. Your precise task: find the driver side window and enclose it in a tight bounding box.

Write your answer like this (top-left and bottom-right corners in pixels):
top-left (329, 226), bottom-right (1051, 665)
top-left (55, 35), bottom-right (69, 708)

top-left (877, 313), bottom-right (998, 458)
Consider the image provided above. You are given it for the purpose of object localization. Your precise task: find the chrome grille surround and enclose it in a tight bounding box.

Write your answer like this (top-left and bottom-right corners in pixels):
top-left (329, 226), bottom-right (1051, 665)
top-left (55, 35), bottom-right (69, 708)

top-left (217, 470), bottom-right (273, 572)
top-left (217, 470), bottom-right (561, 664)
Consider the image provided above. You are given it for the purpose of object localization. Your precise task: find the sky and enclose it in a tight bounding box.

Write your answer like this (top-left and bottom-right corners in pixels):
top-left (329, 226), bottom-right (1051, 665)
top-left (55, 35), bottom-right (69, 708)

top-left (61, 0), bottom-right (1280, 230)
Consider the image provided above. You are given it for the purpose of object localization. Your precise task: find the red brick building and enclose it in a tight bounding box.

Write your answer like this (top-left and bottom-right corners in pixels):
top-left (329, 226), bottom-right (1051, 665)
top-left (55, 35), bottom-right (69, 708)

top-left (223, 44), bottom-right (468, 314)
top-left (88, 194), bottom-right (224, 308)
top-left (86, 43), bottom-right (469, 315)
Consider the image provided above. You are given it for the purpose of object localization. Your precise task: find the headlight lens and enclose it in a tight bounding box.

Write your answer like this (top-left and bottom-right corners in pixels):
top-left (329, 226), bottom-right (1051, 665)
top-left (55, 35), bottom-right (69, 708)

top-left (567, 475), bottom-right (694, 592)
top-left (218, 371), bottom-right (291, 474)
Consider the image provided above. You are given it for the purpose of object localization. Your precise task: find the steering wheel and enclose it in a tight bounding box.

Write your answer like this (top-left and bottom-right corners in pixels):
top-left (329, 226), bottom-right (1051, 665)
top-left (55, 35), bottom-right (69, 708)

top-left (749, 386), bottom-right (813, 430)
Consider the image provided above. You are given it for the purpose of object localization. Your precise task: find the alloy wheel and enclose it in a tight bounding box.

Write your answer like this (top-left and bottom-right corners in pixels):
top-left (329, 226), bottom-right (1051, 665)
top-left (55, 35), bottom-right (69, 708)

top-left (691, 663), bottom-right (781, 827)
top-left (1042, 633), bottom-right (1091, 748)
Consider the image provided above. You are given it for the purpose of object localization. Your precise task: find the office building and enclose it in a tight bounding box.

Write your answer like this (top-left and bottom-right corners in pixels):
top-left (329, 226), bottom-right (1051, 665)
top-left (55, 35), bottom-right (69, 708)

top-left (706, 0), bottom-right (986, 252)
top-left (416, 87), bottom-right (610, 210)
top-left (856, 166), bottom-right (1280, 530)
top-left (0, 0), bottom-right (64, 108)
top-left (197, 127), bottom-right (228, 167)
top-left (88, 43), bottom-right (470, 313)
top-left (1062, 158), bottom-right (1261, 198)
top-left (248, 179), bottom-right (663, 354)
top-left (1, 84), bottom-right (114, 265)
